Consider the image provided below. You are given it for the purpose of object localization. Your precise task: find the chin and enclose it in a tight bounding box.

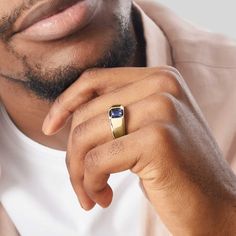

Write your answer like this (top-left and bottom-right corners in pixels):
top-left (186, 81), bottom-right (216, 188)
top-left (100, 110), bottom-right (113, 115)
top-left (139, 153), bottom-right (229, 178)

top-left (0, 3), bottom-right (136, 101)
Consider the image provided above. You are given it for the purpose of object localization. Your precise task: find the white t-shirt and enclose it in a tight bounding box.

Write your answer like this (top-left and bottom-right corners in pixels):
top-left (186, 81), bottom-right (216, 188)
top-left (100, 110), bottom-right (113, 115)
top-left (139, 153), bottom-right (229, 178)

top-left (0, 104), bottom-right (148, 236)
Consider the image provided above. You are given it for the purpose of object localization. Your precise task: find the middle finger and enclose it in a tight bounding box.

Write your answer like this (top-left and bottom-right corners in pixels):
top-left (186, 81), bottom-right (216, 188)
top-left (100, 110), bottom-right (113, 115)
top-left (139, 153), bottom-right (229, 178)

top-left (67, 92), bottom-right (177, 207)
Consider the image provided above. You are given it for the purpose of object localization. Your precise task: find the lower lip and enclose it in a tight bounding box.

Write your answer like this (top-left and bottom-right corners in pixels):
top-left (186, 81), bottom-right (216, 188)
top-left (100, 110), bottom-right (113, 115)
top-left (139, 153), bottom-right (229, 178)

top-left (19, 0), bottom-right (98, 41)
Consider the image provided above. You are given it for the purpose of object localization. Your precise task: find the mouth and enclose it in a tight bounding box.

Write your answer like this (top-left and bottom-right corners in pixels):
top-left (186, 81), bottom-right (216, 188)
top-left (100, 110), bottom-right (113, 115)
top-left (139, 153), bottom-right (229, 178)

top-left (14, 0), bottom-right (98, 41)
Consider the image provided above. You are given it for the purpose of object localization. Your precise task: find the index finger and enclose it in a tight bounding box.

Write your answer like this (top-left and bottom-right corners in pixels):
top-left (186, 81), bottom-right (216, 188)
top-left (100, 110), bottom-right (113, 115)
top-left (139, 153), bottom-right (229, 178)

top-left (42, 67), bottom-right (159, 135)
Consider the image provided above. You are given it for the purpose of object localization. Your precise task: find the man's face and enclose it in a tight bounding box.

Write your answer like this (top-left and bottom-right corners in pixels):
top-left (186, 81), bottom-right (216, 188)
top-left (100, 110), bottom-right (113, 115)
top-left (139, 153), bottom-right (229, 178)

top-left (0, 0), bottom-right (136, 101)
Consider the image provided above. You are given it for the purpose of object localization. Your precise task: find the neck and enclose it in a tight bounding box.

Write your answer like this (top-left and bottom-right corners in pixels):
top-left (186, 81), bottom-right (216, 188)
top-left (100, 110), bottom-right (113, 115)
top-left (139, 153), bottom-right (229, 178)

top-left (0, 8), bottom-right (146, 151)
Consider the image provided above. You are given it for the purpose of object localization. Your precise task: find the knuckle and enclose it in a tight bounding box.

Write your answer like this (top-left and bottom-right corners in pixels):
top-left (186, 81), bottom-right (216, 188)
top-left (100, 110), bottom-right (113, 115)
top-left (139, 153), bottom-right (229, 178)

top-left (147, 93), bottom-right (178, 123)
top-left (162, 71), bottom-right (183, 98)
top-left (73, 104), bottom-right (87, 122)
top-left (73, 100), bottom-right (98, 125)
top-left (77, 72), bottom-right (92, 92)
top-left (146, 76), bottom-right (163, 90)
top-left (146, 123), bottom-right (172, 147)
top-left (85, 149), bottom-right (101, 171)
top-left (79, 68), bottom-right (99, 87)
top-left (150, 69), bottom-right (183, 98)
top-left (108, 140), bottom-right (125, 156)
top-left (158, 92), bottom-right (174, 107)
top-left (72, 122), bottom-right (88, 143)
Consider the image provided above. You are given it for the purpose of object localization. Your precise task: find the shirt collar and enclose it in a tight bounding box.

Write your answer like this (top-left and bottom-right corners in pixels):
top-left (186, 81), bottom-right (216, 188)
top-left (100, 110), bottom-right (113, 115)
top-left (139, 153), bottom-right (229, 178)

top-left (133, 2), bottom-right (173, 67)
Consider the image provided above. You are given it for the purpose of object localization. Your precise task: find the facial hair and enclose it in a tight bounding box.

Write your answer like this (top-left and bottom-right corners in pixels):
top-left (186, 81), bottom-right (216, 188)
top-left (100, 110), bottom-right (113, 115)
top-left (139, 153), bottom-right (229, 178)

top-left (18, 15), bottom-right (137, 102)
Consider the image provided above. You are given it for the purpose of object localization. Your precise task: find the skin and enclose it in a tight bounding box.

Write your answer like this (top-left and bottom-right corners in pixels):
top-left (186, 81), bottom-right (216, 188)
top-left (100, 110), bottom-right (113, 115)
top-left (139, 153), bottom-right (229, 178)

top-left (0, 0), bottom-right (236, 235)
top-left (0, 0), bottom-right (145, 149)
top-left (44, 67), bottom-right (236, 235)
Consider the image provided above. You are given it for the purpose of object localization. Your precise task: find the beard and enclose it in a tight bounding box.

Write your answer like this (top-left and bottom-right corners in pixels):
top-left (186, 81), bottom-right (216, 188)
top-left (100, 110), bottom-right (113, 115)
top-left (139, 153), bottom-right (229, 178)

top-left (16, 15), bottom-right (137, 103)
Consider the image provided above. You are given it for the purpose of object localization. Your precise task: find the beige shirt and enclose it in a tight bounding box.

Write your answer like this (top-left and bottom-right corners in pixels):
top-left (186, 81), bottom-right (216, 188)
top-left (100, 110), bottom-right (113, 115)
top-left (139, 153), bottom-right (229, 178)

top-left (1, 1), bottom-right (236, 235)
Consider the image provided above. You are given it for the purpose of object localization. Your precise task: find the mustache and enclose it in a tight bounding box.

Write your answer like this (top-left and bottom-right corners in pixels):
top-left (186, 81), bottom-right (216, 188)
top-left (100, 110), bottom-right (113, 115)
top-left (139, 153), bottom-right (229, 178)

top-left (0, 0), bottom-right (45, 39)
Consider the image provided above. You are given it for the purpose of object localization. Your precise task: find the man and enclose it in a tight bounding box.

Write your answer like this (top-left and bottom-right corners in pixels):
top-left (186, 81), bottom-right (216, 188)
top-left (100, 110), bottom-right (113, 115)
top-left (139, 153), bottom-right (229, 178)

top-left (0, 0), bottom-right (236, 235)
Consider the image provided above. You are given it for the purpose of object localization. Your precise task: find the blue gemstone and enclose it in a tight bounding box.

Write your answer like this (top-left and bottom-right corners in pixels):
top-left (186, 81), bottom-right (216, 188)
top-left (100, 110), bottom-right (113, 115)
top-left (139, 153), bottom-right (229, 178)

top-left (110, 108), bottom-right (124, 118)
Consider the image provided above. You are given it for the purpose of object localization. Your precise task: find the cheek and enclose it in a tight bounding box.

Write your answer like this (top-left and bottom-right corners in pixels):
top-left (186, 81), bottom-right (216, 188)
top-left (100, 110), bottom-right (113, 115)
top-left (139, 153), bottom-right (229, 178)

top-left (0, 0), bottom-right (22, 14)
top-left (0, 0), bottom-right (26, 80)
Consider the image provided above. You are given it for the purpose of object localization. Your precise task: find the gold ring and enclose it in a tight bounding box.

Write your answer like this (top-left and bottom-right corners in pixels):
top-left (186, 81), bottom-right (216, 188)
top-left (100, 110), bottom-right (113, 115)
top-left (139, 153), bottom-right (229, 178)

top-left (108, 105), bottom-right (126, 139)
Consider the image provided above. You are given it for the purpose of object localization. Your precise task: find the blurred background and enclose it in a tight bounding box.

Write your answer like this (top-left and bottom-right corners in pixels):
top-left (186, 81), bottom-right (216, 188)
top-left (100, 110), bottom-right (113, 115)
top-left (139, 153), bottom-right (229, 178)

top-left (156, 0), bottom-right (236, 39)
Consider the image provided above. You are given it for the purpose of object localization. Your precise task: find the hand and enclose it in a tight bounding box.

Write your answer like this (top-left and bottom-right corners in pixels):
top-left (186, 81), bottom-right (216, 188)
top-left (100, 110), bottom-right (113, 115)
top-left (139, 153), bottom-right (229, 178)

top-left (43, 66), bottom-right (236, 235)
